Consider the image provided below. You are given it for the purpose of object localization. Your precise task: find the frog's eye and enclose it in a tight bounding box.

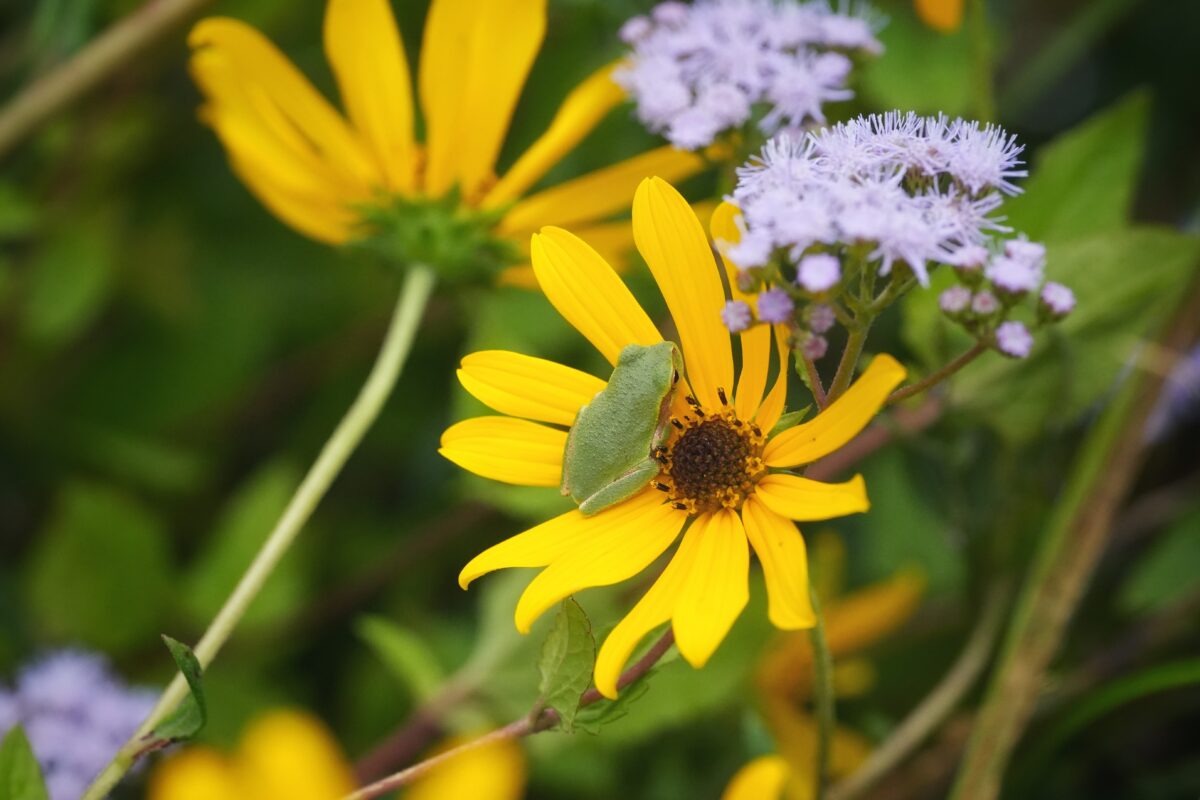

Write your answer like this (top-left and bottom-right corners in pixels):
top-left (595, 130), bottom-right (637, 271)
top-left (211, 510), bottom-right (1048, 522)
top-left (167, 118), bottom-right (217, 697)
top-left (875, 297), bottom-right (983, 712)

top-left (672, 369), bottom-right (680, 384)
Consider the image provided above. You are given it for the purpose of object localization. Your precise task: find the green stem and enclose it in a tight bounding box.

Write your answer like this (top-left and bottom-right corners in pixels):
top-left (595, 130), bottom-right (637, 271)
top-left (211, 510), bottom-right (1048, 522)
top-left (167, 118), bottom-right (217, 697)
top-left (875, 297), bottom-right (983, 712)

top-left (826, 324), bottom-right (869, 402)
top-left (887, 342), bottom-right (988, 406)
top-left (969, 0), bottom-right (996, 122)
top-left (948, 282), bottom-right (1200, 800)
top-left (809, 586), bottom-right (836, 800)
top-left (0, 0), bottom-right (215, 160)
top-left (81, 266), bottom-right (436, 800)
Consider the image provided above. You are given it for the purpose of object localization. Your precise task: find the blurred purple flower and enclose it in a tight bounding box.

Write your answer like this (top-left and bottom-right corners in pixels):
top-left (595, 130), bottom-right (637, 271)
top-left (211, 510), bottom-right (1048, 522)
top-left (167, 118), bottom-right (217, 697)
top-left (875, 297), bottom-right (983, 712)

top-left (722, 300), bottom-right (754, 333)
top-left (995, 321), bottom-right (1034, 358)
top-left (756, 289), bottom-right (796, 324)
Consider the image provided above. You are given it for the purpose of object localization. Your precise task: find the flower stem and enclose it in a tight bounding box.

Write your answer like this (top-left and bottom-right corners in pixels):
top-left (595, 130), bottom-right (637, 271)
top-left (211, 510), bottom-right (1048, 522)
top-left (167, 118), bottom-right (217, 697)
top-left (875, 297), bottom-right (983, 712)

top-left (887, 342), bottom-right (988, 405)
top-left (81, 266), bottom-right (436, 800)
top-left (346, 629), bottom-right (677, 800)
top-left (0, 0), bottom-right (215, 160)
top-left (809, 586), bottom-right (836, 800)
top-left (826, 324), bottom-right (870, 402)
top-left (969, 0), bottom-right (997, 122)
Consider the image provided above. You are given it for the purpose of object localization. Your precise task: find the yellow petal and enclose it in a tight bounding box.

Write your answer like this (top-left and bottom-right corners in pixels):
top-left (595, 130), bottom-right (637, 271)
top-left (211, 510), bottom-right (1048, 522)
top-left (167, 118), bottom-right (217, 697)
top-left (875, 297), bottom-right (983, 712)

top-left (484, 63), bottom-right (626, 208)
top-left (741, 497), bottom-right (816, 630)
top-left (497, 264), bottom-right (540, 289)
top-left (915, 0), bottom-right (964, 32)
top-left (148, 747), bottom-right (240, 800)
top-left (593, 527), bottom-right (698, 698)
top-left (633, 177), bottom-right (734, 408)
top-left (755, 474), bottom-right (869, 522)
top-left (405, 735), bottom-right (526, 800)
top-left (825, 569), bottom-right (926, 657)
top-left (324, 0), bottom-right (415, 193)
top-left (721, 755), bottom-right (789, 800)
top-left (530, 227), bottom-right (662, 364)
top-left (763, 354), bottom-right (906, 467)
top-left (235, 710), bottom-right (356, 800)
top-left (189, 19), bottom-right (378, 191)
top-left (671, 508), bottom-right (750, 667)
top-left (498, 146), bottom-right (706, 235)
top-left (565, 219), bottom-right (638, 272)
top-left (225, 151), bottom-right (358, 244)
top-left (439, 416), bottom-right (566, 487)
top-left (514, 494), bottom-right (685, 632)
top-left (755, 326), bottom-right (791, 432)
top-left (460, 508), bottom-right (589, 588)
top-left (458, 350), bottom-right (606, 427)
top-left (419, 0), bottom-right (546, 199)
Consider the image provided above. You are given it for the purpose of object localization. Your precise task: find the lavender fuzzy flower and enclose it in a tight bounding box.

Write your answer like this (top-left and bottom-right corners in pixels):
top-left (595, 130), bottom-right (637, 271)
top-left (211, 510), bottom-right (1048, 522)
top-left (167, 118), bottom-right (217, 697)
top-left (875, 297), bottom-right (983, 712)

top-left (995, 320), bottom-right (1034, 358)
top-left (939, 285), bottom-right (972, 315)
top-left (616, 0), bottom-right (884, 149)
top-left (722, 299), bottom-right (754, 332)
top-left (797, 253), bottom-right (841, 292)
top-left (1, 650), bottom-right (156, 800)
top-left (756, 288), bottom-right (796, 323)
top-left (726, 113), bottom-right (1029, 287)
top-left (1039, 281), bottom-right (1076, 319)
top-left (807, 303), bottom-right (836, 333)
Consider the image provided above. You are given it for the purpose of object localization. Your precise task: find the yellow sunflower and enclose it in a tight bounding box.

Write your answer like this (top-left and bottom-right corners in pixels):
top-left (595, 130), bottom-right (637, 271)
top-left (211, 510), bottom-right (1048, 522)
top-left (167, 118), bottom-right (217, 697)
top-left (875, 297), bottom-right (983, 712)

top-left (188, 0), bottom-right (704, 284)
top-left (439, 176), bottom-right (906, 698)
top-left (914, 0), bottom-right (964, 32)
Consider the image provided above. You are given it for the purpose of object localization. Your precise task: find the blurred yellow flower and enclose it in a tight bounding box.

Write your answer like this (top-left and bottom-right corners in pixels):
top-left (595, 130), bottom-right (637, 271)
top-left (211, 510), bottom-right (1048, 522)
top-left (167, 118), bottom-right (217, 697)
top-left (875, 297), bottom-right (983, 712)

top-left (440, 179), bottom-right (907, 698)
top-left (914, 0), bottom-right (964, 32)
top-left (147, 709), bottom-right (526, 800)
top-left (722, 536), bottom-right (926, 800)
top-left (188, 0), bottom-right (704, 285)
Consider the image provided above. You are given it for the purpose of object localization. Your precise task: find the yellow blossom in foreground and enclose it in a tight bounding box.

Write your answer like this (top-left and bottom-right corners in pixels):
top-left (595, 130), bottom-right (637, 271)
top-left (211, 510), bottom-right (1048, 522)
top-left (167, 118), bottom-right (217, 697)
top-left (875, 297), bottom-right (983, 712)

top-left (723, 537), bottom-right (926, 800)
top-left (440, 176), bottom-right (907, 698)
top-left (188, 0), bottom-right (704, 284)
top-left (147, 709), bottom-right (525, 800)
top-left (914, 0), bottom-right (964, 32)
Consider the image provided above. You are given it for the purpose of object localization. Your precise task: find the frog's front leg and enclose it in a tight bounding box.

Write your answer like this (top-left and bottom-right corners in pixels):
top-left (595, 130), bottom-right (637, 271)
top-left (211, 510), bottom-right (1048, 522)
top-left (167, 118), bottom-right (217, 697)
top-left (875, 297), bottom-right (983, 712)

top-left (578, 458), bottom-right (661, 516)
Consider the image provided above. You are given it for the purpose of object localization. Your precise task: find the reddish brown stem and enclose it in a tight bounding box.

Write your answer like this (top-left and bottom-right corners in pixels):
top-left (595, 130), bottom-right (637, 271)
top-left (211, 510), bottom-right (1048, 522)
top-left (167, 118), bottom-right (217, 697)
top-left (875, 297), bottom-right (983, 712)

top-left (888, 342), bottom-right (988, 406)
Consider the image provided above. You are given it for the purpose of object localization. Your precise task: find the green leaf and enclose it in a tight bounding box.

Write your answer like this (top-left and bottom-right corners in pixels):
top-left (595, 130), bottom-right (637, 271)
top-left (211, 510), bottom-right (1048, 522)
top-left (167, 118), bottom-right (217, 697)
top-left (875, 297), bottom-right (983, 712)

top-left (150, 636), bottom-right (207, 743)
top-left (0, 181), bottom-right (37, 240)
top-left (25, 482), bottom-right (173, 653)
top-left (574, 671), bottom-right (653, 735)
top-left (21, 214), bottom-right (117, 346)
top-left (949, 228), bottom-right (1200, 441)
top-left (181, 461), bottom-right (307, 630)
top-left (538, 599), bottom-right (597, 732)
top-left (770, 405), bottom-right (813, 436)
top-left (0, 727), bottom-right (50, 800)
top-left (356, 616), bottom-right (446, 702)
top-left (859, 7), bottom-right (973, 117)
top-left (1118, 507), bottom-right (1200, 616)
top-left (1004, 92), bottom-right (1149, 242)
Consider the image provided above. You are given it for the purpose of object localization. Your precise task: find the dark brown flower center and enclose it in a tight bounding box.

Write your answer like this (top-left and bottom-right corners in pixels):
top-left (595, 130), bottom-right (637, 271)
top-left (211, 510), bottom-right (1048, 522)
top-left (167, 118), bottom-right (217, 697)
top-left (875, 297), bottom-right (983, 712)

top-left (654, 390), bottom-right (767, 515)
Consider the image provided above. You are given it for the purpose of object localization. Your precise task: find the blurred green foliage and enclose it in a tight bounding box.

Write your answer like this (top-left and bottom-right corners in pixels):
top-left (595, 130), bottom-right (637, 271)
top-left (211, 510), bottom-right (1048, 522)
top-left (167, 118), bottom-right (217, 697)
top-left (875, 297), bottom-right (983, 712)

top-left (0, 0), bottom-right (1198, 798)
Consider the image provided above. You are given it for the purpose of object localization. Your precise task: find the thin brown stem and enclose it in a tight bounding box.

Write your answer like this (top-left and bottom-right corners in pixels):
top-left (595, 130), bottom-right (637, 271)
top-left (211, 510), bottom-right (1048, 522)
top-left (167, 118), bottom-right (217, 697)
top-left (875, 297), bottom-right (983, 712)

top-left (803, 354), bottom-right (828, 409)
top-left (888, 342), bottom-right (988, 406)
top-left (0, 0), bottom-right (214, 159)
top-left (347, 628), bottom-right (676, 799)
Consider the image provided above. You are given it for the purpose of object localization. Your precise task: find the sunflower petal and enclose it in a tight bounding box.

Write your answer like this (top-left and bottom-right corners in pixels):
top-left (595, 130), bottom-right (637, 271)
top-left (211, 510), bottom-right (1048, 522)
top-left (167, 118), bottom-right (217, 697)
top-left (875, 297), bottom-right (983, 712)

top-left (514, 493), bottom-right (684, 632)
top-left (498, 146), bottom-right (705, 235)
top-left (670, 509), bottom-right (749, 667)
top-left (225, 151), bottom-right (358, 244)
top-left (754, 474), bottom-right (869, 522)
top-left (324, 0), bottom-right (416, 192)
top-left (484, 63), bottom-right (625, 208)
top-left (458, 350), bottom-right (606, 426)
top-left (593, 530), bottom-right (696, 699)
top-left (741, 497), bottom-right (816, 630)
top-left (633, 177), bottom-right (734, 408)
top-left (439, 416), bottom-right (565, 487)
top-left (236, 710), bottom-right (357, 800)
top-left (189, 18), bottom-right (377, 191)
top-left (530, 227), bottom-right (662, 364)
top-left (720, 756), bottom-right (789, 800)
top-left (763, 354), bottom-right (906, 467)
top-left (419, 0), bottom-right (546, 199)
top-left (755, 326), bottom-right (791, 432)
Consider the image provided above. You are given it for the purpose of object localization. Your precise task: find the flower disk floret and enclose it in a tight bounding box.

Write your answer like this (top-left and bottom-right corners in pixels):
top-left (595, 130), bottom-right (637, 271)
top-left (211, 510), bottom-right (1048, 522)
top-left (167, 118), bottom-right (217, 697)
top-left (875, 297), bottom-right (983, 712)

top-left (616, 0), bottom-right (885, 149)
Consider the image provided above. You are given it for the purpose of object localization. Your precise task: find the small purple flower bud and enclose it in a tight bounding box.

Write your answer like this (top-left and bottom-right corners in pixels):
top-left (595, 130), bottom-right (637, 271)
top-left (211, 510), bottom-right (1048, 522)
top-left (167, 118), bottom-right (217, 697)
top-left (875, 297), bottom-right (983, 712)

top-left (802, 335), bottom-right (829, 360)
top-left (797, 253), bottom-right (841, 293)
top-left (939, 285), bottom-right (972, 316)
top-left (756, 289), bottom-right (795, 324)
top-left (971, 290), bottom-right (1000, 316)
top-left (807, 303), bottom-right (836, 334)
top-left (949, 245), bottom-right (989, 271)
top-left (1039, 281), bottom-right (1076, 319)
top-left (721, 300), bottom-right (753, 333)
top-left (735, 269), bottom-right (757, 294)
top-left (727, 230), bottom-right (774, 269)
top-left (987, 255), bottom-right (1040, 297)
top-left (995, 320), bottom-right (1034, 358)
top-left (619, 15), bottom-right (653, 43)
top-left (1004, 238), bottom-right (1046, 266)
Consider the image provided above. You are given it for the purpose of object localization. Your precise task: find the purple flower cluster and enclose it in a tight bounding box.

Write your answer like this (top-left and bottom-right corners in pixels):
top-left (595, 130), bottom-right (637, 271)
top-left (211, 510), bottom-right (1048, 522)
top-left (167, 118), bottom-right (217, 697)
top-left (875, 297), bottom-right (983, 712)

top-left (617, 0), bottom-right (884, 149)
top-left (725, 113), bottom-right (1027, 285)
top-left (1, 650), bottom-right (156, 800)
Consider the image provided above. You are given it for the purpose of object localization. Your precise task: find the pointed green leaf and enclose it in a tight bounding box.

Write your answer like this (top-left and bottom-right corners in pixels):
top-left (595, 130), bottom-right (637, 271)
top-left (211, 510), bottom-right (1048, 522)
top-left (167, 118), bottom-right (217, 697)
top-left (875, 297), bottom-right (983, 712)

top-left (150, 636), bottom-right (207, 743)
top-left (574, 674), bottom-right (654, 735)
top-left (0, 727), bottom-right (50, 800)
top-left (537, 599), bottom-right (597, 732)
